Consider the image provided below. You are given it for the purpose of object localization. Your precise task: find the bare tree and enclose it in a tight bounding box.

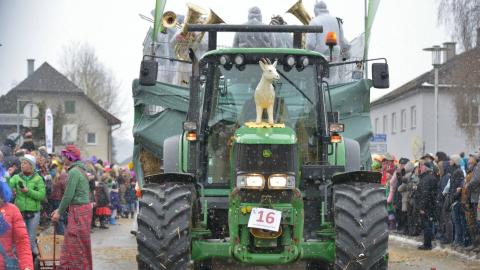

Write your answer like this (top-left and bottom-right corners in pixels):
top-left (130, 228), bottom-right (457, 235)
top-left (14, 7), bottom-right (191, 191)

top-left (438, 0), bottom-right (480, 50)
top-left (60, 42), bottom-right (120, 113)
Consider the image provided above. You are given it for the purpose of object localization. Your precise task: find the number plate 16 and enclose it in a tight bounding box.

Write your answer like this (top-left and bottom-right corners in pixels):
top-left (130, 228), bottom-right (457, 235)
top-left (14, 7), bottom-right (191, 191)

top-left (247, 207), bottom-right (282, 232)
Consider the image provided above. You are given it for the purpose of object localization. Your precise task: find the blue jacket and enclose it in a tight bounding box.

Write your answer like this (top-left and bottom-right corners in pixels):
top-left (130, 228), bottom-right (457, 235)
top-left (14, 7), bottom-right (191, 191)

top-left (125, 185), bottom-right (137, 204)
top-left (110, 191), bottom-right (121, 211)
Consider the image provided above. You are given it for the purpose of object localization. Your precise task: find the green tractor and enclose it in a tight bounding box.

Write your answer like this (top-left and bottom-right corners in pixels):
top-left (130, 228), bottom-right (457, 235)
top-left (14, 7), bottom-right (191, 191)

top-left (134, 24), bottom-right (390, 269)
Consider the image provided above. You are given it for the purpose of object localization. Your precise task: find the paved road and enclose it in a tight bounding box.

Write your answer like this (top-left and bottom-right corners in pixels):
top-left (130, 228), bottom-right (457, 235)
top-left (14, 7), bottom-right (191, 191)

top-left (388, 235), bottom-right (480, 270)
top-left (92, 220), bottom-right (480, 269)
top-left (92, 216), bottom-right (137, 270)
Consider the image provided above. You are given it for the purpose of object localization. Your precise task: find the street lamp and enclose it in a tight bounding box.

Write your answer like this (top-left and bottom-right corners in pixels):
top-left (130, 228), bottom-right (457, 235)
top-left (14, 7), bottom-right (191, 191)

top-left (423, 45), bottom-right (448, 153)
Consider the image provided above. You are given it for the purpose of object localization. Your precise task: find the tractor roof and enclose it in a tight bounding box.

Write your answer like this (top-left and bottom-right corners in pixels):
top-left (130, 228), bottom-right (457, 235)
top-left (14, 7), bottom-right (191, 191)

top-left (203, 48), bottom-right (327, 59)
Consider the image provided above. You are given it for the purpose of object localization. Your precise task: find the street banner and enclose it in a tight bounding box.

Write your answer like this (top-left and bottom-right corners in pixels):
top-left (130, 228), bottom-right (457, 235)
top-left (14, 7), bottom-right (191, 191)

top-left (364, 0), bottom-right (381, 60)
top-left (45, 108), bottom-right (54, 153)
top-left (153, 0), bottom-right (167, 42)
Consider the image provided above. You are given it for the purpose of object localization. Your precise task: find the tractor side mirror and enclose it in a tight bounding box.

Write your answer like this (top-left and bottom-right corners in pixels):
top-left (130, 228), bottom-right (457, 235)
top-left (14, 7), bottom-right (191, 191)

top-left (139, 59), bottom-right (158, 86)
top-left (372, 63), bottom-right (389, 89)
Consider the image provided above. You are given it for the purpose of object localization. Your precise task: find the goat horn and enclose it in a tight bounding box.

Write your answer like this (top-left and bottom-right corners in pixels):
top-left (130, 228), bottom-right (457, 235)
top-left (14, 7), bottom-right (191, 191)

top-left (265, 58), bottom-right (272, 65)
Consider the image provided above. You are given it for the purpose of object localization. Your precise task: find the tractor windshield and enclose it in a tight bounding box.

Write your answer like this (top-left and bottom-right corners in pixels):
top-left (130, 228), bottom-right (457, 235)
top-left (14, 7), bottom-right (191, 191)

top-left (208, 64), bottom-right (317, 127)
top-left (204, 63), bottom-right (320, 185)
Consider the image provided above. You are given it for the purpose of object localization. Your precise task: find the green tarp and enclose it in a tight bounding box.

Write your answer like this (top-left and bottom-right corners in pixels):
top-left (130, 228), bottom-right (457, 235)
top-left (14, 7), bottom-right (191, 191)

top-left (132, 78), bottom-right (373, 182)
top-left (329, 79), bottom-right (374, 168)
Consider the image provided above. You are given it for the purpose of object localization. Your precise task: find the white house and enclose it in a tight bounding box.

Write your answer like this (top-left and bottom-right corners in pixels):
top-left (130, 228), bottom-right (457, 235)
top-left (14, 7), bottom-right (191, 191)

top-left (0, 61), bottom-right (121, 161)
top-left (370, 41), bottom-right (480, 159)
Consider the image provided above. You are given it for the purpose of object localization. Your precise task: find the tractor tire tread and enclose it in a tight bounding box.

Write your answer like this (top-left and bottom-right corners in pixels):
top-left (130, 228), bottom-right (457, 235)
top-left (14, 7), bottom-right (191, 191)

top-left (136, 182), bottom-right (195, 270)
top-left (334, 182), bottom-right (388, 270)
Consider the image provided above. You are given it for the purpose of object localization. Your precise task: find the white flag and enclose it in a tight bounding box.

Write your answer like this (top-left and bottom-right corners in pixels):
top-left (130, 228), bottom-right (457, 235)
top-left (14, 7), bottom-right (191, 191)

top-left (45, 108), bottom-right (54, 153)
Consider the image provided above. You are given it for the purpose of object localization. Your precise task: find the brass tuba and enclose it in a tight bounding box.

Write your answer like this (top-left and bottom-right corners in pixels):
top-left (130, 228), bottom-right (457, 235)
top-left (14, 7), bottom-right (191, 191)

top-left (179, 3), bottom-right (207, 35)
top-left (287, 0), bottom-right (312, 26)
top-left (175, 4), bottom-right (225, 60)
top-left (287, 0), bottom-right (312, 48)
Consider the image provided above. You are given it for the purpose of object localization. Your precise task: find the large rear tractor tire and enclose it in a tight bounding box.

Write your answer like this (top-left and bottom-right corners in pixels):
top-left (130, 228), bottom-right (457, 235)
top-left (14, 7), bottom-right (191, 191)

top-left (136, 182), bottom-right (196, 270)
top-left (333, 182), bottom-right (388, 270)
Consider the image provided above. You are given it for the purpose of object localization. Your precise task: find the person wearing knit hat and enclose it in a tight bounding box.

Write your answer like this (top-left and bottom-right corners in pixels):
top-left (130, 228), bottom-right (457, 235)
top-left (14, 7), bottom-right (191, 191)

top-left (8, 153), bottom-right (46, 256)
top-left (51, 145), bottom-right (93, 269)
top-left (450, 154), bottom-right (462, 167)
top-left (60, 144), bottom-right (81, 162)
top-left (19, 154), bottom-right (36, 169)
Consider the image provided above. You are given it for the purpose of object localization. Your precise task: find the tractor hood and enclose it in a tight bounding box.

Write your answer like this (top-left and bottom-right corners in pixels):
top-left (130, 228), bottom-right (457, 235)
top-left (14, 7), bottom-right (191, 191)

top-left (234, 125), bottom-right (297, 145)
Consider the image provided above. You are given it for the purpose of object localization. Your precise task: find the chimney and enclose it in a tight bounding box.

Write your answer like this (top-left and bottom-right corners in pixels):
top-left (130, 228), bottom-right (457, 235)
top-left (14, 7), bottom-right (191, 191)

top-left (442, 42), bottom-right (456, 63)
top-left (27, 59), bottom-right (35, 77)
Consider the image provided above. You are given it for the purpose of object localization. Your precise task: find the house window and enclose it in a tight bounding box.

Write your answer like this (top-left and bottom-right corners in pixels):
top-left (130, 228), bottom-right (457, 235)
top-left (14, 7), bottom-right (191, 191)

top-left (374, 118), bottom-right (379, 133)
top-left (391, 112), bottom-right (397, 134)
top-left (86, 132), bottom-right (96, 145)
top-left (401, 109), bottom-right (407, 131)
top-left (411, 106), bottom-right (416, 129)
top-left (382, 115), bottom-right (388, 133)
top-left (65, 100), bottom-right (76, 114)
top-left (461, 98), bottom-right (479, 126)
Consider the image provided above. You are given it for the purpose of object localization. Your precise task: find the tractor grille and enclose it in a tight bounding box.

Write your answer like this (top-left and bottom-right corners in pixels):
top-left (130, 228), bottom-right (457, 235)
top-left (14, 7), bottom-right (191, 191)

top-left (236, 144), bottom-right (296, 174)
top-left (239, 190), bottom-right (294, 203)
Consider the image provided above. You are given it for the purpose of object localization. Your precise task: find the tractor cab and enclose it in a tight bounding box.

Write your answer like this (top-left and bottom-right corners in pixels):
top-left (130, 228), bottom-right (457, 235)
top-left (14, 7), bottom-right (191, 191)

top-left (194, 48), bottom-right (328, 188)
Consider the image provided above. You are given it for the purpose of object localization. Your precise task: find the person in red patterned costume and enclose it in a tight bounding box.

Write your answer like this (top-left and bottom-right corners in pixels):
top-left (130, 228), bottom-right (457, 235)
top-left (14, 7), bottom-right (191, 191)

top-left (51, 145), bottom-right (92, 270)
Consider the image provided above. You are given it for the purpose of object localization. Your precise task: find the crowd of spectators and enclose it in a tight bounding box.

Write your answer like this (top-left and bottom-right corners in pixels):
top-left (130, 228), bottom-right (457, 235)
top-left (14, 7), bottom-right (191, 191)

top-left (0, 132), bottom-right (138, 269)
top-left (373, 151), bottom-right (480, 252)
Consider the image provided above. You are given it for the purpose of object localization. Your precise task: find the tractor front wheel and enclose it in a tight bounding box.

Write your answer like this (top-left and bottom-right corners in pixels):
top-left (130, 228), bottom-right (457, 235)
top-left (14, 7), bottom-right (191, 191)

top-left (333, 182), bottom-right (388, 270)
top-left (136, 182), bottom-right (196, 270)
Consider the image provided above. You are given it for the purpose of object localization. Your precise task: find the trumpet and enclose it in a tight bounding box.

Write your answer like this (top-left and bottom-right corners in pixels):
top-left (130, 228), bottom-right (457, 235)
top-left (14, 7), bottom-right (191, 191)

top-left (162, 11), bottom-right (178, 29)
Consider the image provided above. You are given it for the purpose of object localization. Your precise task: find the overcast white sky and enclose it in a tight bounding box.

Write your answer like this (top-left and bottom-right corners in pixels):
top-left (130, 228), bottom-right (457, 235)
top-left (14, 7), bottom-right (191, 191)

top-left (0, 0), bottom-right (450, 161)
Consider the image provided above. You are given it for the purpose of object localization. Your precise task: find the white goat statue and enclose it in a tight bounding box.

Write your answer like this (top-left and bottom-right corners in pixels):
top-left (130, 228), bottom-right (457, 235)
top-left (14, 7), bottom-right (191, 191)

top-left (254, 58), bottom-right (280, 124)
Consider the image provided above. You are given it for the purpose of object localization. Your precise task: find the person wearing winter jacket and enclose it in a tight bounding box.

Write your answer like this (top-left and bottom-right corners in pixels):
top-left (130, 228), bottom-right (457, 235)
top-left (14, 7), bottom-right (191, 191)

top-left (462, 155), bottom-right (478, 250)
top-left (124, 181), bottom-right (137, 219)
top-left (397, 161), bottom-right (415, 234)
top-left (416, 159), bottom-right (438, 250)
top-left (95, 174), bottom-right (111, 229)
top-left (0, 180), bottom-right (34, 270)
top-left (437, 159), bottom-right (453, 244)
top-left (8, 154), bottom-right (46, 256)
top-left (449, 154), bottom-right (468, 247)
top-left (109, 183), bottom-right (120, 225)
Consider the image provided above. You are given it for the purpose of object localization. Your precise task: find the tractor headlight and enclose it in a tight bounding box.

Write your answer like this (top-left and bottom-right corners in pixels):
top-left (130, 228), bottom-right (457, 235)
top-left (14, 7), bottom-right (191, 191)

top-left (219, 55), bottom-right (232, 70)
top-left (268, 174), bottom-right (295, 189)
top-left (300, 56), bottom-right (309, 67)
top-left (286, 55), bottom-right (296, 66)
top-left (237, 174), bottom-right (265, 189)
top-left (234, 54), bottom-right (245, 66)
